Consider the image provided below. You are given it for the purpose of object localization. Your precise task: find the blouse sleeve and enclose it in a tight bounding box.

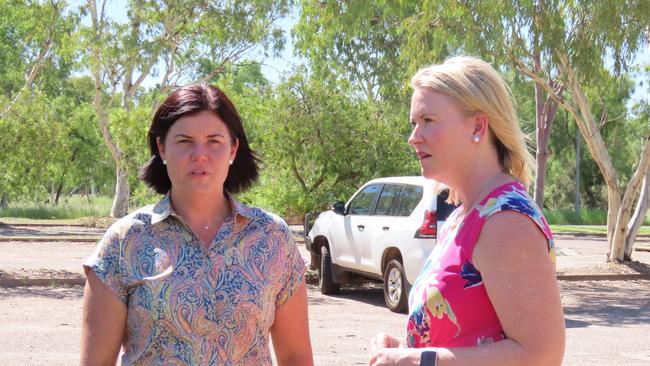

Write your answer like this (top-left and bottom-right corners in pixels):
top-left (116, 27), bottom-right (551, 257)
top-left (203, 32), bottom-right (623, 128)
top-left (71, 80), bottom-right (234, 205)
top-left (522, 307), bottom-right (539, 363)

top-left (274, 221), bottom-right (306, 307)
top-left (83, 224), bottom-right (129, 304)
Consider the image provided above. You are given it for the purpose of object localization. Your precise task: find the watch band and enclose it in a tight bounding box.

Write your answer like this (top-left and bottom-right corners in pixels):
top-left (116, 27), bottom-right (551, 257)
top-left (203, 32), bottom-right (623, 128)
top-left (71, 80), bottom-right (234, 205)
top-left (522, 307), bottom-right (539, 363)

top-left (420, 350), bottom-right (438, 366)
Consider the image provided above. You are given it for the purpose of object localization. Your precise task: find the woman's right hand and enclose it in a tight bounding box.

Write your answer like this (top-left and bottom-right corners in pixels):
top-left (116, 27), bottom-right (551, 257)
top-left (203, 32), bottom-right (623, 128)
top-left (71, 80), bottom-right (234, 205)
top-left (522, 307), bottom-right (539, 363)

top-left (369, 334), bottom-right (420, 366)
top-left (370, 333), bottom-right (406, 351)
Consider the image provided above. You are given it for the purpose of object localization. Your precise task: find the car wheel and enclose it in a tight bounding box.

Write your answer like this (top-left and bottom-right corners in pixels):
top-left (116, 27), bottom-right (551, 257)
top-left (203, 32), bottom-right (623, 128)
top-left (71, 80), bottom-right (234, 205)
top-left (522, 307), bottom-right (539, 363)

top-left (383, 259), bottom-right (408, 313)
top-left (319, 245), bottom-right (341, 295)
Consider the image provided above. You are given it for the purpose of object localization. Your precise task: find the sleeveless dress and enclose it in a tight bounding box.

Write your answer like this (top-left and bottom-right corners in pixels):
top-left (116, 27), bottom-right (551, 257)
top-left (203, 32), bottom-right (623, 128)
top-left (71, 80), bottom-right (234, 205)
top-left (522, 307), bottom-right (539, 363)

top-left (406, 181), bottom-right (555, 348)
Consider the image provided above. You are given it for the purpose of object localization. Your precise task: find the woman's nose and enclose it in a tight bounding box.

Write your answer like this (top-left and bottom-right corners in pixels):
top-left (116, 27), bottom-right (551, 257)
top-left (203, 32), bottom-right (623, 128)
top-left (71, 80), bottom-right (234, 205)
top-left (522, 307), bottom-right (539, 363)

top-left (408, 125), bottom-right (421, 146)
top-left (190, 143), bottom-right (208, 161)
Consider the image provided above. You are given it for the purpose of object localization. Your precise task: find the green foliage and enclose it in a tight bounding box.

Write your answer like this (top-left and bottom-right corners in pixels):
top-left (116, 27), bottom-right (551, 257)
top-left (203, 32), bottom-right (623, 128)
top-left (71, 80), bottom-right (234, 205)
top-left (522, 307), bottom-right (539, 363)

top-left (0, 195), bottom-right (112, 219)
top-left (543, 208), bottom-right (608, 225)
top-left (550, 225), bottom-right (650, 236)
top-left (0, 90), bottom-right (67, 199)
top-left (1, 0), bottom-right (648, 224)
top-left (0, 74), bottom-right (115, 204)
top-left (295, 0), bottom-right (407, 102)
top-left (241, 71), bottom-right (417, 218)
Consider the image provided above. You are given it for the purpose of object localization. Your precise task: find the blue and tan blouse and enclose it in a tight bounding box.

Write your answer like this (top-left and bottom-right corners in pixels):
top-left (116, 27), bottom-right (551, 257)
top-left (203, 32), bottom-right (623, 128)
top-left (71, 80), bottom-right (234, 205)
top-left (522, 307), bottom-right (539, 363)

top-left (84, 194), bottom-right (305, 365)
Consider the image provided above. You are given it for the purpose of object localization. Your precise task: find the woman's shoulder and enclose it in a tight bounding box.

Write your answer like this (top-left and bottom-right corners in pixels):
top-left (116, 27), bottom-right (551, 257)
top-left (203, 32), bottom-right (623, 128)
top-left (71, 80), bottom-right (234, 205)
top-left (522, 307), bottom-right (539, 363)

top-left (477, 181), bottom-right (541, 221)
top-left (236, 202), bottom-right (291, 235)
top-left (476, 181), bottom-right (553, 242)
top-left (102, 204), bottom-right (157, 239)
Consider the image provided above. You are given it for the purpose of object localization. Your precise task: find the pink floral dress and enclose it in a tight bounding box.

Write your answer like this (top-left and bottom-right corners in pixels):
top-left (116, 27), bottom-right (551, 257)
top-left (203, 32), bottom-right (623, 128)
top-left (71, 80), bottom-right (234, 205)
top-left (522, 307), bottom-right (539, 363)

top-left (407, 181), bottom-right (555, 348)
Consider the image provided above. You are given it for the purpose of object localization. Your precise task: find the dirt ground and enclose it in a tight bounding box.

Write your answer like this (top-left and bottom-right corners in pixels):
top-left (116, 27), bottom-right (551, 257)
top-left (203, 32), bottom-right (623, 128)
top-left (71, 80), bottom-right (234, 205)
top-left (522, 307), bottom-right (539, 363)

top-left (1, 280), bottom-right (650, 365)
top-left (1, 224), bottom-right (650, 365)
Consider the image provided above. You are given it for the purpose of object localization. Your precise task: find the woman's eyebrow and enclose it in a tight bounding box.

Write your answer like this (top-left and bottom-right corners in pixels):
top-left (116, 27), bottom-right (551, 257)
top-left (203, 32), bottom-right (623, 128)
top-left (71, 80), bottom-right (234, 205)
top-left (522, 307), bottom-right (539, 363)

top-left (173, 133), bottom-right (192, 139)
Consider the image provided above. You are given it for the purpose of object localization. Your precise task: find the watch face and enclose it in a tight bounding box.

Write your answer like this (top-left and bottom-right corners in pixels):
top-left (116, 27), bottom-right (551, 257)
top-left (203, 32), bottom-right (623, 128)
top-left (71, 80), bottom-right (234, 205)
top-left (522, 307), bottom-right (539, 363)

top-left (420, 350), bottom-right (438, 366)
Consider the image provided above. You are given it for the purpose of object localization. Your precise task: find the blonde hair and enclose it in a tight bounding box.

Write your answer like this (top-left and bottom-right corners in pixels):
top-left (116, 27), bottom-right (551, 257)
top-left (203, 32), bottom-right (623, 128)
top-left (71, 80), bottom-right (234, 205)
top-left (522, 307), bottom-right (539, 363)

top-left (410, 56), bottom-right (534, 203)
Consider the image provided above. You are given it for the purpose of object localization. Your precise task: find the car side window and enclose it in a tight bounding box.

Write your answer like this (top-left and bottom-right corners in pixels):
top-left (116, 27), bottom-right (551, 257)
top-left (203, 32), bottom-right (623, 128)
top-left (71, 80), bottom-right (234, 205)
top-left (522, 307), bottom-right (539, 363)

top-left (375, 184), bottom-right (403, 216)
top-left (394, 184), bottom-right (423, 216)
top-left (348, 184), bottom-right (381, 215)
top-left (436, 189), bottom-right (458, 221)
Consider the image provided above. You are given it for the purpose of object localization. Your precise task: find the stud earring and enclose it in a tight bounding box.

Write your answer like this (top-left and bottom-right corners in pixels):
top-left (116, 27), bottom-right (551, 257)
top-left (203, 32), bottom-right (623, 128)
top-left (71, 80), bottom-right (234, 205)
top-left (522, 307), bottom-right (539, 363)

top-left (162, 159), bottom-right (167, 165)
top-left (229, 160), bottom-right (233, 165)
top-left (472, 135), bottom-right (480, 143)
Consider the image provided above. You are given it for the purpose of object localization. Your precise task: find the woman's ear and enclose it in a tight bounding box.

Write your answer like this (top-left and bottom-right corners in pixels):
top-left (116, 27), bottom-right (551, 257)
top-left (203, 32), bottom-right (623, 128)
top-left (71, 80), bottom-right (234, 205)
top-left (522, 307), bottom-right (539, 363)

top-left (156, 137), bottom-right (166, 161)
top-left (471, 114), bottom-right (489, 140)
top-left (230, 138), bottom-right (239, 162)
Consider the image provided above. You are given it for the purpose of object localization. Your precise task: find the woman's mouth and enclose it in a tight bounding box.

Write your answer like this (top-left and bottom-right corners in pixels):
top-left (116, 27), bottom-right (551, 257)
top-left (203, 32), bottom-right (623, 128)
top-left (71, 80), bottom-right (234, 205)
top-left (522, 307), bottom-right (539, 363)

top-left (189, 170), bottom-right (209, 176)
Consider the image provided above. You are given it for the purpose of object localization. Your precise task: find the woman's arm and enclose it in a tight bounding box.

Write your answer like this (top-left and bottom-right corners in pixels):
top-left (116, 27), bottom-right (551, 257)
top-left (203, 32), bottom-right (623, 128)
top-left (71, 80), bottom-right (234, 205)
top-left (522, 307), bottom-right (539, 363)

top-left (80, 269), bottom-right (127, 366)
top-left (270, 282), bottom-right (314, 366)
top-left (370, 211), bottom-right (565, 366)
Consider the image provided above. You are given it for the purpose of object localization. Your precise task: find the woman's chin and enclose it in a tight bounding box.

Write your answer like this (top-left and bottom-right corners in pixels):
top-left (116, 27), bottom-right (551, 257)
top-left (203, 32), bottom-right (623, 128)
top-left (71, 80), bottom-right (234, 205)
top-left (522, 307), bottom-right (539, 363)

top-left (419, 167), bottom-right (436, 180)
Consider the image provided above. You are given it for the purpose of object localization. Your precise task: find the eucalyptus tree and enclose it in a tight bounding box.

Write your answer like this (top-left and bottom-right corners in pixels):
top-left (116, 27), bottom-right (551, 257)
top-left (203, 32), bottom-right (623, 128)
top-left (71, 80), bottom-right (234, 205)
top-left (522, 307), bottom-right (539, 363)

top-left (79, 0), bottom-right (291, 217)
top-left (294, 0), bottom-right (407, 103)
top-left (249, 70), bottom-right (416, 217)
top-left (0, 0), bottom-right (76, 117)
top-left (398, 0), bottom-right (650, 261)
top-left (0, 0), bottom-right (77, 206)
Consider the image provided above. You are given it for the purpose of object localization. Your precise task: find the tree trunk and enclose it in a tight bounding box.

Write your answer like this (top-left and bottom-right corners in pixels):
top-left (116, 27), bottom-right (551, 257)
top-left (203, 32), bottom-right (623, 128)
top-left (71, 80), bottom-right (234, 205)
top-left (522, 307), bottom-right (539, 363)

top-left (533, 73), bottom-right (546, 207)
top-left (54, 178), bottom-right (65, 206)
top-left (0, 10), bottom-right (55, 120)
top-left (54, 147), bottom-right (78, 205)
top-left (574, 124), bottom-right (581, 218)
top-left (625, 170), bottom-right (650, 259)
top-left (516, 52), bottom-right (644, 263)
top-left (556, 54), bottom-right (622, 260)
top-left (533, 92), bottom-right (560, 209)
top-left (89, 0), bottom-right (128, 218)
top-left (0, 192), bottom-right (8, 210)
top-left (610, 135), bottom-right (650, 261)
top-left (111, 164), bottom-right (130, 218)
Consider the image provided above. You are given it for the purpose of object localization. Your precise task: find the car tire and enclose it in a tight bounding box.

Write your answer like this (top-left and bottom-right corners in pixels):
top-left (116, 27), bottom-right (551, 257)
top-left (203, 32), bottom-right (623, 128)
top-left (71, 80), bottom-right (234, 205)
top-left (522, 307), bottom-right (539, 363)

top-left (319, 245), bottom-right (341, 295)
top-left (383, 259), bottom-right (408, 313)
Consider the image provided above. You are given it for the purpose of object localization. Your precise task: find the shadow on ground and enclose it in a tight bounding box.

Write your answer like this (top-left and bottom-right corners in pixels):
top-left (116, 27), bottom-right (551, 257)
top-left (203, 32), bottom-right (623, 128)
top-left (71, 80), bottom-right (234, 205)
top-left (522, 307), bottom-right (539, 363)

top-left (307, 284), bottom-right (388, 309)
top-left (0, 285), bottom-right (83, 300)
top-left (561, 280), bottom-right (650, 328)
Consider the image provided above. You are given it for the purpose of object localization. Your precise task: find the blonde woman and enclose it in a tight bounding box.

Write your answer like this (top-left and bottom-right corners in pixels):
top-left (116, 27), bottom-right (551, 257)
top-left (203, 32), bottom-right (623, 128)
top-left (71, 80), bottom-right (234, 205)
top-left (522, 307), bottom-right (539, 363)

top-left (369, 57), bottom-right (565, 365)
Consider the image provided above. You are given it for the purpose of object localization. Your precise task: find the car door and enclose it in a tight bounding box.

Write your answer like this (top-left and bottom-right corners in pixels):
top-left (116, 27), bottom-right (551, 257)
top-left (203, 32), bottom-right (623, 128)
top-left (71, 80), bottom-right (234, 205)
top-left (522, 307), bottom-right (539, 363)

top-left (360, 184), bottom-right (403, 272)
top-left (330, 184), bottom-right (381, 270)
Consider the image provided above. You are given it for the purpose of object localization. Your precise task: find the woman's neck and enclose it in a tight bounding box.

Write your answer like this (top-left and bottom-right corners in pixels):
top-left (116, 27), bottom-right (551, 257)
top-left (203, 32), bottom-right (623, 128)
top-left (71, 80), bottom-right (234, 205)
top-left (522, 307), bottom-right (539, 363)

top-left (454, 155), bottom-right (509, 213)
top-left (169, 188), bottom-right (231, 229)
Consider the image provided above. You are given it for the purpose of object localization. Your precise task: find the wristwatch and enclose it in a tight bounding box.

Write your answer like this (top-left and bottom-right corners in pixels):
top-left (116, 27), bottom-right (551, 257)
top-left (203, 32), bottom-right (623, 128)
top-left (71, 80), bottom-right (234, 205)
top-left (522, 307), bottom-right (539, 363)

top-left (420, 350), bottom-right (438, 366)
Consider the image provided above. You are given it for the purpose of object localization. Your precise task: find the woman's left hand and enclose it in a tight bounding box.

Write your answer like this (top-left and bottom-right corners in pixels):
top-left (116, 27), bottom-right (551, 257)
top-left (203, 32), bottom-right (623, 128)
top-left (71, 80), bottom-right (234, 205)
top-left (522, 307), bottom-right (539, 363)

top-left (369, 347), bottom-right (419, 366)
top-left (369, 333), bottom-right (418, 366)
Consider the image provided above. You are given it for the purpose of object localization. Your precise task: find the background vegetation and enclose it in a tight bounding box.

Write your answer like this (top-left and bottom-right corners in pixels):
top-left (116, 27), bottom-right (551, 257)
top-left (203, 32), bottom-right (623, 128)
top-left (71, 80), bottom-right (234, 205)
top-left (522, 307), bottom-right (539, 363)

top-left (1, 0), bottom-right (648, 236)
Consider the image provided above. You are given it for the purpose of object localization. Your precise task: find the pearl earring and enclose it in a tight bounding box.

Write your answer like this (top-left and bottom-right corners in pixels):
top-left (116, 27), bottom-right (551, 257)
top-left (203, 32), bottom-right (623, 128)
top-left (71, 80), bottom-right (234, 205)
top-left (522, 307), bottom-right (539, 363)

top-left (162, 159), bottom-right (167, 165)
top-left (472, 135), bottom-right (480, 143)
top-left (229, 160), bottom-right (233, 165)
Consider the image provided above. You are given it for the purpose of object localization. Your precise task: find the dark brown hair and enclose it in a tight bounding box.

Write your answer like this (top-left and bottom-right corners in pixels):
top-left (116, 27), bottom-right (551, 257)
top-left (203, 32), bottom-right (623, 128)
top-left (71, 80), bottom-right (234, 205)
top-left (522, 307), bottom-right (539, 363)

top-left (139, 84), bottom-right (260, 194)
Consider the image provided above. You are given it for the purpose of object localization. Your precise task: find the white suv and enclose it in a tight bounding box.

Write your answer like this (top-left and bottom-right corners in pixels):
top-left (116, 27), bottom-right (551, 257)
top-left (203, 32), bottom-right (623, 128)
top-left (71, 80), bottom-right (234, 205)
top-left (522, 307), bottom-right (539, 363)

top-left (305, 176), bottom-right (457, 313)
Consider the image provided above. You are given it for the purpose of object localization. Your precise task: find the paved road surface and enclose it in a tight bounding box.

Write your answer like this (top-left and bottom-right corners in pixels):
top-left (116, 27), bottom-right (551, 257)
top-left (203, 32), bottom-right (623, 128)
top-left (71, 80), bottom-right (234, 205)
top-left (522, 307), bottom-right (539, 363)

top-left (1, 225), bottom-right (650, 365)
top-left (1, 280), bottom-right (650, 365)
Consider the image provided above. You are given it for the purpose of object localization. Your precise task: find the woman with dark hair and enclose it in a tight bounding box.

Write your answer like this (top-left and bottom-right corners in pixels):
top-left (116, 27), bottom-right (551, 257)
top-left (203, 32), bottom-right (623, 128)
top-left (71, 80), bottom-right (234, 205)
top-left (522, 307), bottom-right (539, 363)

top-left (80, 84), bottom-right (313, 365)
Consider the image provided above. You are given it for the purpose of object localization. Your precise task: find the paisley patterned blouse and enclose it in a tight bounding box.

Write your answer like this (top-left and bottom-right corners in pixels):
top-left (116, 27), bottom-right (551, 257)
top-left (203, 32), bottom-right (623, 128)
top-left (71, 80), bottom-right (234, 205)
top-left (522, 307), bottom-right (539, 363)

top-left (83, 194), bottom-right (305, 365)
top-left (407, 181), bottom-right (555, 348)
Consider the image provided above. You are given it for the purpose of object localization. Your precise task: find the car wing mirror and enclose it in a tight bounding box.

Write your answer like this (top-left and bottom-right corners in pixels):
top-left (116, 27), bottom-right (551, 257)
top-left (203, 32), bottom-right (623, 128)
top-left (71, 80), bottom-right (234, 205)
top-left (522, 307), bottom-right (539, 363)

top-left (331, 201), bottom-right (346, 215)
